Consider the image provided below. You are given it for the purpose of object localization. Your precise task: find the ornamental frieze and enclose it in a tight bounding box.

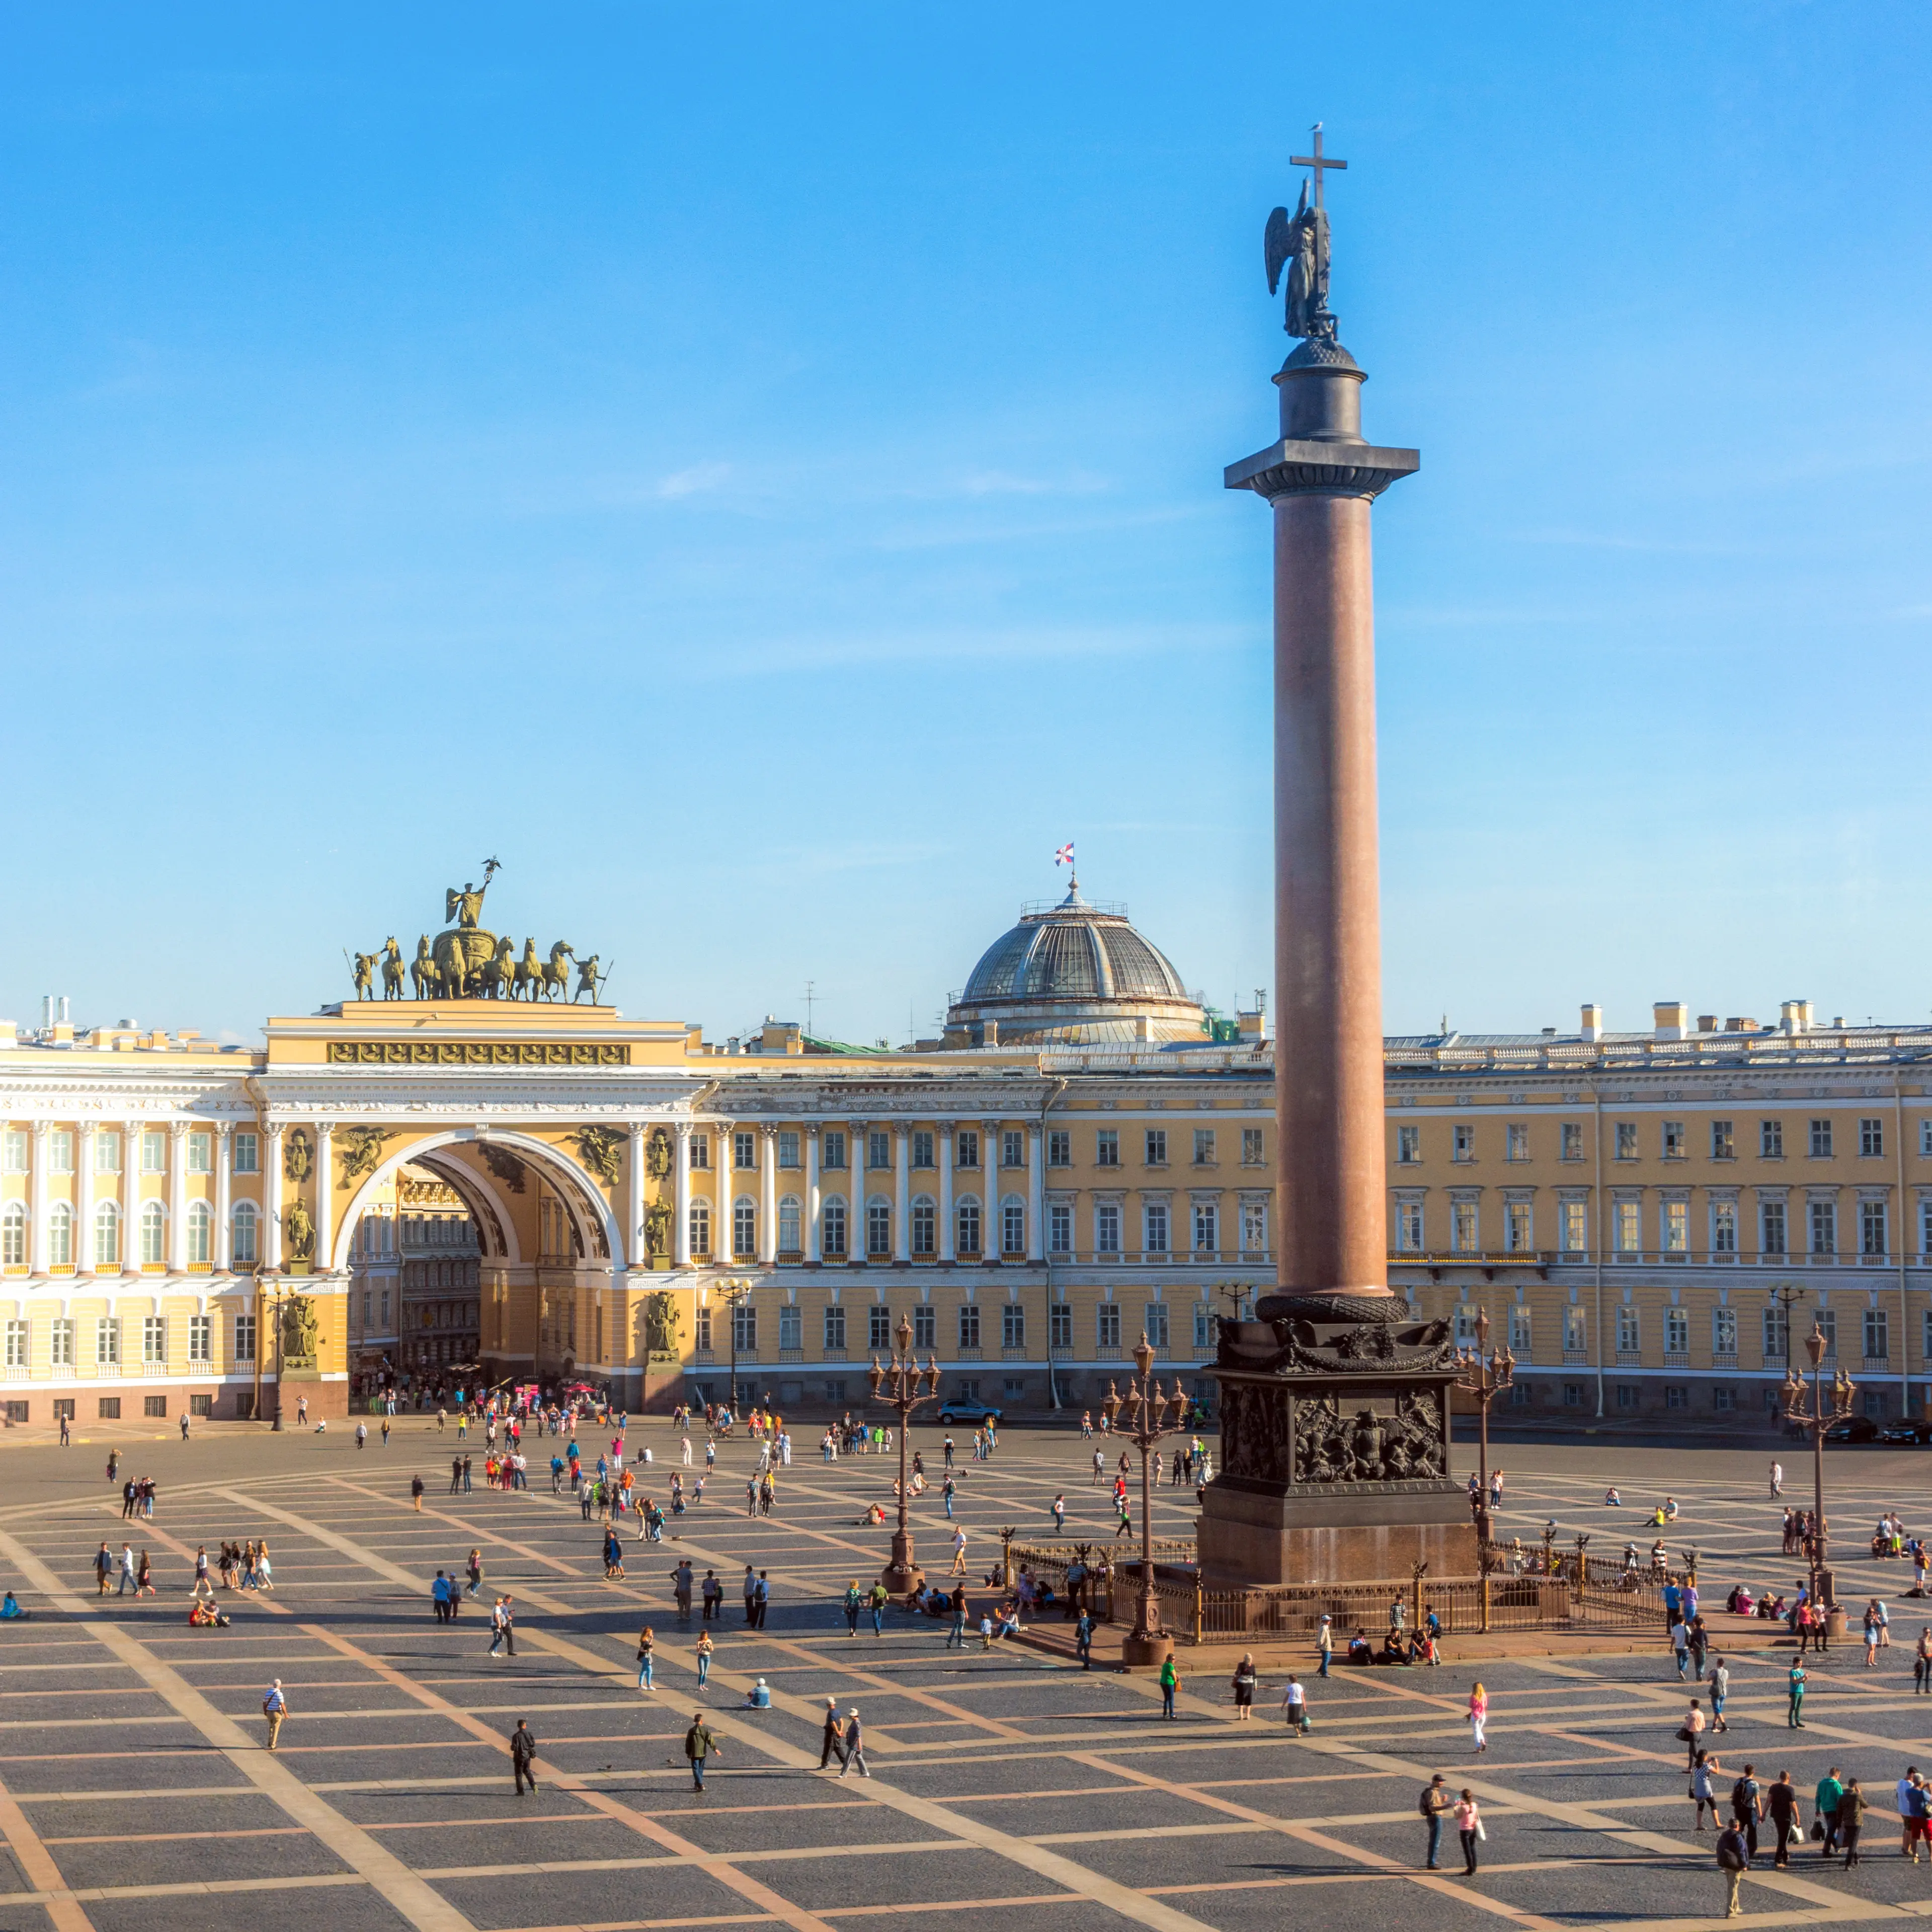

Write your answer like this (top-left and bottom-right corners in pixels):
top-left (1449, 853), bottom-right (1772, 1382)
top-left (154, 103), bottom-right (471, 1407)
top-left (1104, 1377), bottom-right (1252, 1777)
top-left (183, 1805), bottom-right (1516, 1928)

top-left (326, 1040), bottom-right (627, 1067)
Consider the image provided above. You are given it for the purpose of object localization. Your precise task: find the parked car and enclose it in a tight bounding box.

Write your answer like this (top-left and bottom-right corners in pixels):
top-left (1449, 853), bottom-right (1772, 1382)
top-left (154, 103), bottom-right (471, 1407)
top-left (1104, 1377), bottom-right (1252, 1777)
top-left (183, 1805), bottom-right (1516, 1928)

top-left (1879, 1419), bottom-right (1932, 1445)
top-left (1824, 1415), bottom-right (1881, 1443)
top-left (935, 1399), bottom-right (1004, 1426)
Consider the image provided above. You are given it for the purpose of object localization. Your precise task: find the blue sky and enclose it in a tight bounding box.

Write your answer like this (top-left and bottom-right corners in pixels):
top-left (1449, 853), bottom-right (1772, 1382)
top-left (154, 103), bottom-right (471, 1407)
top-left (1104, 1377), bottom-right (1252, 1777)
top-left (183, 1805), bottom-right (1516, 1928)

top-left (3, 6), bottom-right (1928, 1044)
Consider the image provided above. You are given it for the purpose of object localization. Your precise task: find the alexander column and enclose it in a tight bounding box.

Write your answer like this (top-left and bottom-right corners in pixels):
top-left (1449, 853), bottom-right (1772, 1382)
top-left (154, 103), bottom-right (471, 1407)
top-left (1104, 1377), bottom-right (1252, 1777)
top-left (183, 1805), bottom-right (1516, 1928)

top-left (1202, 132), bottom-right (1469, 1587)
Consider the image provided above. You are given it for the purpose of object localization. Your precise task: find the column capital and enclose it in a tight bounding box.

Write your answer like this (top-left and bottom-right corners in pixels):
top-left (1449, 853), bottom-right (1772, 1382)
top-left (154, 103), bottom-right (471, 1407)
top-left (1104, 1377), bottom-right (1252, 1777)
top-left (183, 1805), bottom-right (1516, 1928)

top-left (168, 1118), bottom-right (189, 1141)
top-left (937, 1119), bottom-right (956, 1137)
top-left (30, 1120), bottom-right (48, 1143)
top-left (215, 1120), bottom-right (232, 1142)
top-left (315, 1119), bottom-right (336, 1140)
top-left (674, 1120), bottom-right (692, 1141)
top-left (850, 1118), bottom-right (868, 1134)
top-left (759, 1122), bottom-right (779, 1141)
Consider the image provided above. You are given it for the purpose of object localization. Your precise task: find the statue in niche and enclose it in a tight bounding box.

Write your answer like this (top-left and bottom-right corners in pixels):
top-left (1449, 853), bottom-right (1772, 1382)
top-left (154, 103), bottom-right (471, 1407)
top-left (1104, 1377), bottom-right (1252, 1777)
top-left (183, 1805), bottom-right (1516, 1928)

top-left (283, 1129), bottom-right (313, 1185)
top-left (282, 1196), bottom-right (315, 1262)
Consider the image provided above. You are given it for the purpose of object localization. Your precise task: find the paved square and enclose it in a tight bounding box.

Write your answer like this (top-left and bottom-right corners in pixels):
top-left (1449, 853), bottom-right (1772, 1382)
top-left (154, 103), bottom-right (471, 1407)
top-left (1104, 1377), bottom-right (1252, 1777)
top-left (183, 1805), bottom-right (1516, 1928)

top-left (2, 1417), bottom-right (1931, 1930)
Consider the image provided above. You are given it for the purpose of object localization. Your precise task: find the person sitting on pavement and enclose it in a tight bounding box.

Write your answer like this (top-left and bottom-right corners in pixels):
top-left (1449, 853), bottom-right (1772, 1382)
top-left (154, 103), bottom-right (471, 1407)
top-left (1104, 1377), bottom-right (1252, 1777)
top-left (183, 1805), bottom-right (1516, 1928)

top-left (742, 1677), bottom-right (773, 1708)
top-left (1347, 1629), bottom-right (1374, 1665)
top-left (0, 1591), bottom-right (25, 1620)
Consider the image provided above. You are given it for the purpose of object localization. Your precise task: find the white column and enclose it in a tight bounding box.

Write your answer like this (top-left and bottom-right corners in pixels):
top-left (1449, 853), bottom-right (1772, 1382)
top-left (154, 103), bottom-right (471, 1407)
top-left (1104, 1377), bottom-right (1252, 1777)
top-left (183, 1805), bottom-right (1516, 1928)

top-left (214, 1124), bottom-right (233, 1271)
top-left (77, 1125), bottom-right (96, 1273)
top-left (894, 1125), bottom-right (910, 1263)
top-left (29, 1123), bottom-right (49, 1276)
top-left (167, 1121), bottom-right (189, 1273)
top-left (850, 1121), bottom-right (867, 1264)
top-left (758, 1125), bottom-right (777, 1265)
top-left (263, 1122), bottom-right (284, 1270)
top-left (626, 1121), bottom-right (646, 1269)
top-left (314, 1121), bottom-right (334, 1276)
top-left (984, 1120), bottom-right (1002, 1259)
top-left (1027, 1125), bottom-right (1044, 1262)
top-left (715, 1119), bottom-right (733, 1261)
top-left (674, 1124), bottom-right (692, 1267)
top-left (939, 1122), bottom-right (955, 1263)
top-left (806, 1126), bottom-right (822, 1264)
top-left (124, 1119), bottom-right (145, 1272)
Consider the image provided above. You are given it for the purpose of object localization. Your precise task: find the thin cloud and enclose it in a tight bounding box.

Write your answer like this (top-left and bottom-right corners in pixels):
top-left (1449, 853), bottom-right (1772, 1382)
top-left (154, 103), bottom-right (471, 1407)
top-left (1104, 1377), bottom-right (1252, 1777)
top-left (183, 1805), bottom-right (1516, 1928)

top-left (656, 461), bottom-right (733, 500)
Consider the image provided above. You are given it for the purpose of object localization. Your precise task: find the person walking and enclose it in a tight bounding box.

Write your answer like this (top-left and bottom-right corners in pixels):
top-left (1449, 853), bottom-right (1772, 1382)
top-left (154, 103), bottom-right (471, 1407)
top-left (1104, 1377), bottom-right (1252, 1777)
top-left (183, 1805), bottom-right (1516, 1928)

top-left (1839, 1776), bottom-right (1868, 1866)
top-left (818, 1697), bottom-right (845, 1769)
top-left (837, 1707), bottom-right (869, 1779)
top-left (1716, 1816), bottom-right (1749, 1917)
top-left (1677, 1698), bottom-right (1708, 1767)
top-left (1232, 1652), bottom-right (1257, 1720)
top-left (509, 1718), bottom-right (539, 1795)
top-left (1730, 1763), bottom-right (1762, 1862)
top-left (949, 1527), bottom-right (968, 1575)
top-left (1419, 1774), bottom-right (1452, 1868)
top-left (695, 1628), bottom-right (713, 1686)
top-left (702, 1570), bottom-right (722, 1622)
top-left (1765, 1770), bottom-right (1799, 1868)
top-left (1468, 1682), bottom-right (1489, 1754)
top-left (1815, 1766), bottom-right (1844, 1856)
top-left (1708, 1656), bottom-right (1730, 1732)
top-left (489, 1594), bottom-right (517, 1658)
top-left (1671, 1615), bottom-right (1692, 1682)
top-left (1787, 1658), bottom-right (1807, 1727)
top-left (381, 1415), bottom-right (390, 1449)
top-left (685, 1713), bottom-right (720, 1791)
top-left (1769, 1460), bottom-right (1783, 1498)
top-left (1897, 1767), bottom-right (1927, 1863)
top-left (263, 1679), bottom-right (288, 1752)
top-left (411, 1473), bottom-right (425, 1512)
top-left (1052, 1493), bottom-right (1067, 1534)
top-left (743, 1566), bottom-right (758, 1625)
top-left (754, 1572), bottom-right (770, 1629)
top-left (635, 1625), bottom-right (655, 1691)
top-left (1916, 1629), bottom-right (1932, 1695)
top-left (118, 1543), bottom-right (136, 1595)
top-left (1075, 1607), bottom-right (1094, 1669)
top-left (1317, 1613), bottom-right (1333, 1678)
top-left (1281, 1673), bottom-right (1308, 1735)
top-left (1158, 1654), bottom-right (1179, 1719)
top-left (1455, 1789), bottom-right (1482, 1875)
top-left (356, 1422), bottom-right (367, 1451)
top-left (868, 1580), bottom-right (889, 1635)
top-left (1691, 1749), bottom-right (1722, 1831)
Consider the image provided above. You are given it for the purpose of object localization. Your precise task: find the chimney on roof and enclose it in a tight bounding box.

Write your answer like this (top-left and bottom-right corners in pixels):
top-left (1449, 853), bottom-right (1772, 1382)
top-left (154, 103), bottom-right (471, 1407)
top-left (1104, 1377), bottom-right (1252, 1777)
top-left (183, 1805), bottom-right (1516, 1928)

top-left (1653, 1001), bottom-right (1687, 1041)
top-left (1697, 1014), bottom-right (1718, 1033)
top-left (1580, 1002), bottom-right (1604, 1042)
top-left (1780, 999), bottom-right (1810, 1035)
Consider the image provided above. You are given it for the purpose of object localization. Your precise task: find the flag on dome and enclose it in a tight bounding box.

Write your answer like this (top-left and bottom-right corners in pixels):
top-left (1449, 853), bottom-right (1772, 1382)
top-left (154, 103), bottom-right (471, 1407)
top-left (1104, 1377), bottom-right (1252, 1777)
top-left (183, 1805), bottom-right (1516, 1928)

top-left (1054, 842), bottom-right (1074, 868)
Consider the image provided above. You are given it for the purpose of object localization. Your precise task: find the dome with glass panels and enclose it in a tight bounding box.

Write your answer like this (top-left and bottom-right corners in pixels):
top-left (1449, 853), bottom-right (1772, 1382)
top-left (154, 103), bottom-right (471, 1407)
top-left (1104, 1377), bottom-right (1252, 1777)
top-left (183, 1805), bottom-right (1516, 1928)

top-left (944, 884), bottom-right (1206, 1046)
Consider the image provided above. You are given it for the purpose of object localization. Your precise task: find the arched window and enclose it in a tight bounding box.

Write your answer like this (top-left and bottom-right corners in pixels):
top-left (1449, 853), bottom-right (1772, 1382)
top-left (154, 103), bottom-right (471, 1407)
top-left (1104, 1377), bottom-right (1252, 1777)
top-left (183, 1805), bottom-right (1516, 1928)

top-left (956, 1195), bottom-right (981, 1257)
top-left (688, 1199), bottom-right (711, 1258)
top-left (867, 1196), bottom-right (892, 1258)
top-left (94, 1199), bottom-right (121, 1267)
top-left (231, 1200), bottom-right (259, 1266)
top-left (1002, 1196), bottom-right (1025, 1257)
top-left (733, 1196), bottom-right (756, 1259)
top-left (778, 1196), bottom-right (801, 1254)
top-left (911, 1196), bottom-right (935, 1257)
top-left (140, 1201), bottom-right (166, 1266)
top-left (187, 1201), bottom-right (212, 1266)
top-left (47, 1202), bottom-right (72, 1267)
top-left (822, 1195), bottom-right (847, 1258)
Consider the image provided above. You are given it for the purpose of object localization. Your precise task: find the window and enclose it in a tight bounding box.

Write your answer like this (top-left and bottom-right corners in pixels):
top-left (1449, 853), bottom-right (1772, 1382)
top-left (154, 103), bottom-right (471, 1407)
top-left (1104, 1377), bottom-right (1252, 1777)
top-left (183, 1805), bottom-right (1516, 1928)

top-left (96, 1317), bottom-right (120, 1366)
top-left (136, 1394), bottom-right (163, 1420)
top-left (1049, 1203), bottom-right (1072, 1254)
top-left (142, 1315), bottom-right (166, 1365)
top-left (1452, 1201), bottom-right (1478, 1253)
top-left (1865, 1306), bottom-right (1890, 1361)
top-left (141, 1130), bottom-right (166, 1174)
top-left (1002, 1303), bottom-right (1025, 1349)
top-left (1145, 1129), bottom-right (1167, 1167)
top-left (186, 1201), bottom-right (212, 1266)
top-left (1002, 1198), bottom-right (1025, 1255)
top-left (1509, 1306), bottom-right (1532, 1353)
top-left (913, 1305), bottom-right (936, 1350)
top-left (1453, 1123), bottom-right (1475, 1162)
top-left (1095, 1202), bottom-right (1120, 1254)
top-left (1563, 1381), bottom-right (1584, 1407)
top-left (1615, 1200), bottom-right (1640, 1256)
top-left (780, 1304), bottom-right (803, 1351)
top-left (187, 1131), bottom-right (212, 1175)
top-left (88, 1129), bottom-right (120, 1175)
top-left (822, 1197), bottom-right (847, 1258)
top-left (824, 1304), bottom-right (846, 1351)
top-left (1662, 1199), bottom-right (1688, 1256)
top-left (1614, 1122), bottom-right (1637, 1160)
top-left (0, 1204), bottom-right (21, 1268)
top-left (1506, 1202), bottom-right (1534, 1253)
top-left (778, 1132), bottom-right (799, 1169)
top-left (1923, 1118), bottom-right (1932, 1158)
top-left (1193, 1201), bottom-right (1218, 1253)
top-left (1565, 1305), bottom-right (1587, 1353)
top-left (1665, 1306), bottom-right (1688, 1354)
top-left (913, 1131), bottom-right (935, 1169)
top-left (3, 1320), bottom-right (24, 1367)
top-left (820, 1131), bottom-right (843, 1173)
top-left (1560, 1201), bottom-right (1587, 1253)
top-left (1810, 1118), bottom-right (1833, 1159)
top-left (1396, 1200), bottom-right (1423, 1252)
top-left (1712, 1385), bottom-right (1735, 1413)
top-left (1862, 1198), bottom-right (1888, 1256)
top-left (1858, 1117), bottom-right (1884, 1158)
top-left (734, 1132), bottom-right (756, 1171)
top-left (1761, 1198), bottom-right (1787, 1255)
top-left (1712, 1200), bottom-right (1737, 1254)
top-left (1241, 1199), bottom-right (1268, 1254)
top-left (1193, 1302), bottom-right (1215, 1348)
top-left (1663, 1385), bottom-right (1687, 1411)
top-left (912, 1197), bottom-right (935, 1256)
top-left (868, 1306), bottom-right (893, 1351)
top-left (232, 1131), bottom-right (258, 1174)
top-left (98, 1398), bottom-right (121, 1419)
top-left (1815, 1308), bottom-right (1837, 1358)
top-left (688, 1133), bottom-right (710, 1171)
top-left (955, 1131), bottom-right (978, 1170)
top-left (47, 1203), bottom-right (72, 1268)
top-left (49, 1130), bottom-right (73, 1174)
top-left (1454, 1304), bottom-right (1479, 1347)
top-left (1046, 1130), bottom-right (1069, 1167)
top-left (733, 1303), bottom-right (757, 1352)
top-left (1616, 1307), bottom-right (1639, 1354)
top-left (231, 1200), bottom-right (258, 1266)
top-left (694, 1305), bottom-right (712, 1351)
top-left (688, 1199), bottom-right (711, 1258)
top-left (1923, 1196), bottom-right (1932, 1259)
top-left (1755, 1119), bottom-right (1782, 1159)
top-left (1561, 1122), bottom-right (1583, 1161)
top-left (1662, 1120), bottom-right (1685, 1160)
top-left (873, 1132), bottom-right (894, 1172)
top-left (226, 1312), bottom-right (254, 1363)
top-left (1711, 1119), bottom-right (1735, 1160)
top-left (0, 1130), bottom-right (25, 1174)
top-left (1095, 1131), bottom-right (1118, 1167)
top-left (771, 1195), bottom-right (798, 1254)
top-left (1144, 1201), bottom-right (1169, 1254)
top-left (1144, 1302), bottom-right (1170, 1351)
top-left (1809, 1198), bottom-right (1836, 1256)
top-left (1191, 1129), bottom-right (1217, 1167)
top-left (1241, 1128), bottom-right (1264, 1166)
top-left (1397, 1125), bottom-right (1420, 1164)
top-left (958, 1303), bottom-right (981, 1350)
top-left (1051, 1303), bottom-right (1072, 1349)
top-left (868, 1199), bottom-right (892, 1258)
top-left (1002, 1130), bottom-right (1023, 1170)
top-left (1097, 1303), bottom-right (1121, 1349)
top-left (50, 1318), bottom-right (73, 1367)
top-left (1762, 1302), bottom-right (1789, 1363)
top-left (1506, 1124), bottom-right (1528, 1162)
top-left (139, 1202), bottom-right (166, 1266)
top-left (955, 1198), bottom-right (980, 1255)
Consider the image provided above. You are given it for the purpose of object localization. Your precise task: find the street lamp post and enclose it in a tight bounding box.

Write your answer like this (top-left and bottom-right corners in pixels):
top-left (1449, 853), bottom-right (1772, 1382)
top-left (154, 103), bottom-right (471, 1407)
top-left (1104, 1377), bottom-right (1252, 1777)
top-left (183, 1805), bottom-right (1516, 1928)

top-left (712, 1277), bottom-right (752, 1414)
top-left (1452, 1308), bottom-right (1515, 1543)
top-left (868, 1317), bottom-right (941, 1593)
top-left (1101, 1331), bottom-right (1190, 1667)
top-left (1782, 1318), bottom-right (1855, 1627)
